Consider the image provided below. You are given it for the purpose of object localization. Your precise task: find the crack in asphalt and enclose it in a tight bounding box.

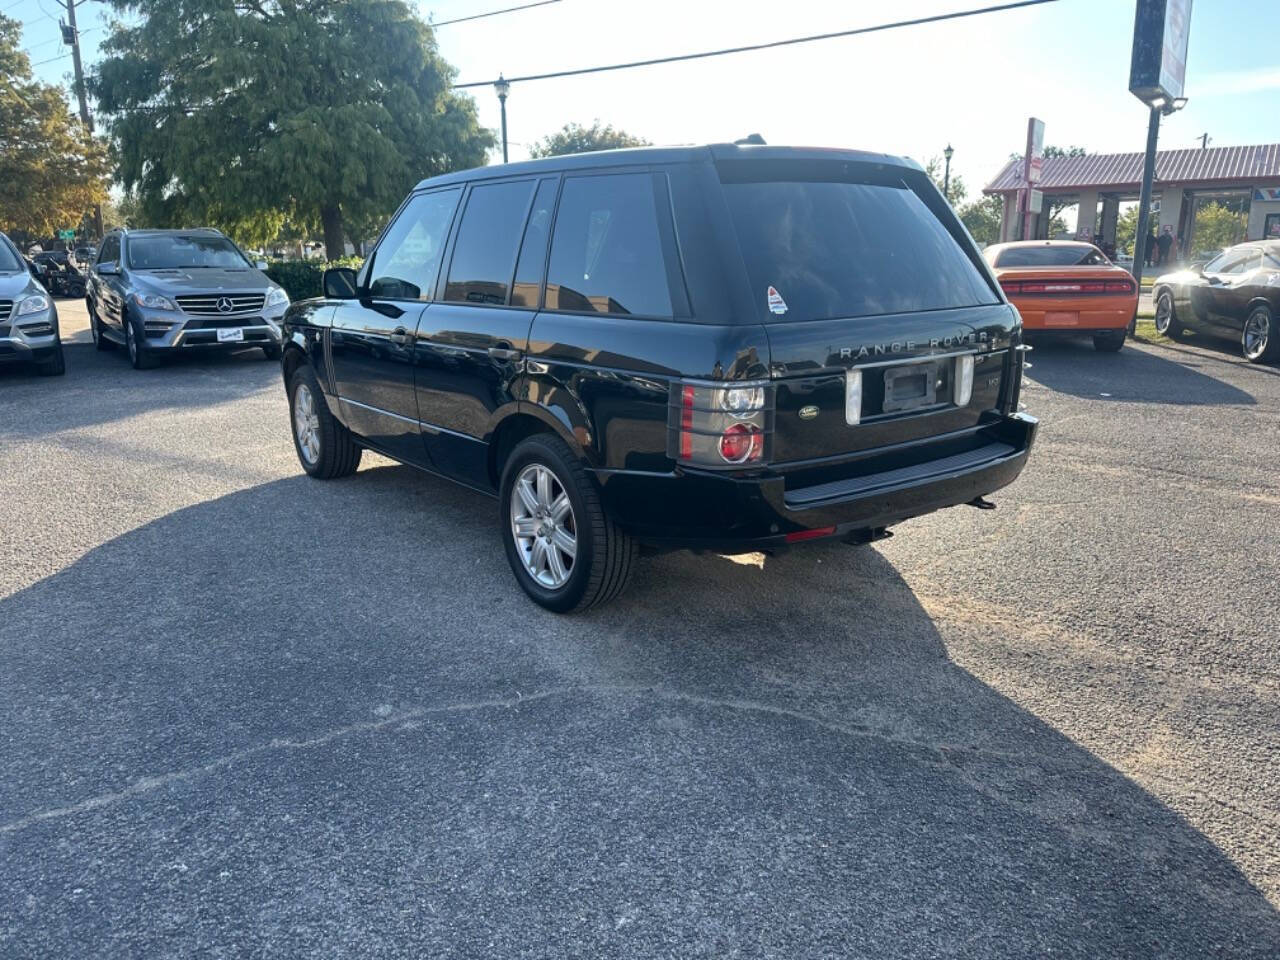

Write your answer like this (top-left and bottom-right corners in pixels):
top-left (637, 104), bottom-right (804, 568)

top-left (2, 682), bottom-right (1157, 838)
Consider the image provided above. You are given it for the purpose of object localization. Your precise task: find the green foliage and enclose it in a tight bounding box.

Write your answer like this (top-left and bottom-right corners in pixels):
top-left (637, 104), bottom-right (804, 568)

top-left (91, 0), bottom-right (494, 259)
top-left (1115, 205), bottom-right (1139, 256)
top-left (959, 195), bottom-right (1004, 248)
top-left (529, 121), bottom-right (650, 158)
top-left (265, 257), bottom-right (363, 301)
top-left (0, 14), bottom-right (111, 236)
top-left (923, 155), bottom-right (966, 207)
top-left (1191, 202), bottom-right (1247, 256)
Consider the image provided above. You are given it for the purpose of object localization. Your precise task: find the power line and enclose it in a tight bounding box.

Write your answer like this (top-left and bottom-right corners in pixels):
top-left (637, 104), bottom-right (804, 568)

top-left (32, 52), bottom-right (71, 67)
top-left (452, 0), bottom-right (1059, 89)
top-left (433, 0), bottom-right (560, 27)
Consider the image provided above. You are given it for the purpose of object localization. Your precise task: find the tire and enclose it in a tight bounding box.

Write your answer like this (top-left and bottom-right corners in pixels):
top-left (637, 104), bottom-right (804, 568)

top-left (1093, 330), bottom-right (1125, 352)
top-left (35, 342), bottom-right (66, 376)
top-left (262, 344), bottom-right (282, 361)
top-left (125, 316), bottom-right (158, 369)
top-left (1242, 304), bottom-right (1279, 364)
top-left (499, 433), bottom-right (636, 613)
top-left (1153, 290), bottom-right (1182, 339)
top-left (90, 308), bottom-right (114, 351)
top-left (288, 365), bottom-right (362, 479)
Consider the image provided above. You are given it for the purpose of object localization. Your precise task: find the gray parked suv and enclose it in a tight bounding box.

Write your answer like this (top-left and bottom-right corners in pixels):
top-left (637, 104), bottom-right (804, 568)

top-left (87, 228), bottom-right (288, 369)
top-left (0, 231), bottom-right (64, 376)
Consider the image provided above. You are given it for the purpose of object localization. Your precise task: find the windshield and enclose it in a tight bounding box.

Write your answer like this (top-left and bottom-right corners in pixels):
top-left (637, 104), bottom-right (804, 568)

top-left (723, 178), bottom-right (997, 322)
top-left (994, 246), bottom-right (1108, 267)
top-left (126, 235), bottom-right (249, 270)
top-left (0, 241), bottom-right (24, 272)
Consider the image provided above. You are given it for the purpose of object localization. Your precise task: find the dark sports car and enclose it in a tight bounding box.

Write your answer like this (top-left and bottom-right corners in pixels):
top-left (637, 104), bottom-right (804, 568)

top-left (1152, 240), bottom-right (1280, 363)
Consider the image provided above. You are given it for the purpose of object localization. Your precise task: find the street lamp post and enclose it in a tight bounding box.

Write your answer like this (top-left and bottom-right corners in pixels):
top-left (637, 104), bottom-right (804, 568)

top-left (494, 75), bottom-right (510, 164)
top-left (943, 143), bottom-right (954, 203)
top-left (1132, 96), bottom-right (1187, 288)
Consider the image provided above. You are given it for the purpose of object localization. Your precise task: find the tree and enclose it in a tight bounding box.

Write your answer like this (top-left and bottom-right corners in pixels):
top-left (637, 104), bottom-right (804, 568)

top-left (923, 155), bottom-right (966, 207)
top-left (92, 0), bottom-right (493, 259)
top-left (0, 14), bottom-right (110, 237)
top-left (1115, 205), bottom-right (1139, 257)
top-left (958, 195), bottom-right (1004, 248)
top-left (1191, 202), bottom-right (1247, 256)
top-left (529, 121), bottom-right (650, 158)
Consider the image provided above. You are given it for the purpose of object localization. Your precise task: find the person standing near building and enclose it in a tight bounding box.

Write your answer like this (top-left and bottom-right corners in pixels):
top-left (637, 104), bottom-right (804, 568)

top-left (1157, 225), bottom-right (1174, 265)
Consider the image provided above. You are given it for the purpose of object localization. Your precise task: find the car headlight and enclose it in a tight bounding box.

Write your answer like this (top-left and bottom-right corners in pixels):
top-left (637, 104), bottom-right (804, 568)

top-left (264, 287), bottom-right (289, 308)
top-left (16, 294), bottom-right (50, 316)
top-left (132, 292), bottom-right (177, 311)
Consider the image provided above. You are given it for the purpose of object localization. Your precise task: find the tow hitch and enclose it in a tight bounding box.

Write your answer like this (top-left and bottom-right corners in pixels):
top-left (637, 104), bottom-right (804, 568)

top-left (968, 496), bottom-right (997, 510)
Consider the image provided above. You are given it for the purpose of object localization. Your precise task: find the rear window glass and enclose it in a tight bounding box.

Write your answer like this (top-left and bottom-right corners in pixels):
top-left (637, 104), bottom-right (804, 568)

top-left (993, 246), bottom-right (1108, 267)
top-left (724, 179), bottom-right (996, 322)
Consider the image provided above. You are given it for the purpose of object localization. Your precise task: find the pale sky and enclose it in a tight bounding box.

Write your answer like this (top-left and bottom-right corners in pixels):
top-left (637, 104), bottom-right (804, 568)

top-left (17, 0), bottom-right (1280, 200)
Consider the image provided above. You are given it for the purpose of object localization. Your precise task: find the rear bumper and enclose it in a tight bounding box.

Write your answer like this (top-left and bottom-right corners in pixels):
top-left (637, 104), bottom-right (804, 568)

top-left (1015, 297), bottom-right (1137, 332)
top-left (595, 412), bottom-right (1038, 551)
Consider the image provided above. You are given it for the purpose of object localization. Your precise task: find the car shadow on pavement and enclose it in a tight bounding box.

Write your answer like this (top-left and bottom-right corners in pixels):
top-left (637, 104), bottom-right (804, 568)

top-left (1025, 337), bottom-right (1256, 406)
top-left (2, 465), bottom-right (1276, 957)
top-left (0, 341), bottom-right (280, 438)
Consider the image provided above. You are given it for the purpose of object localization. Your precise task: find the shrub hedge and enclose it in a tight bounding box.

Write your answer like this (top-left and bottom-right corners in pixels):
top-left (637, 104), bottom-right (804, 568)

top-left (265, 256), bottom-right (364, 301)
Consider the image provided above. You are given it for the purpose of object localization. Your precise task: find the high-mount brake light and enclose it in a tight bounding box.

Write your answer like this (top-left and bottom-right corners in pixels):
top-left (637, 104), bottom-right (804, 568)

top-left (670, 380), bottom-right (772, 468)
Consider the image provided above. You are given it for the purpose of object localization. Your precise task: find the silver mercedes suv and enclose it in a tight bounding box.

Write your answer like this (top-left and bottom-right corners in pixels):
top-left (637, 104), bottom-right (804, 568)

top-left (87, 227), bottom-right (288, 369)
top-left (0, 231), bottom-right (64, 376)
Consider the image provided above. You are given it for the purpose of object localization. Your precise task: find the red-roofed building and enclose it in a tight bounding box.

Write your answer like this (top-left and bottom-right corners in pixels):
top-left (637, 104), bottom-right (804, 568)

top-left (983, 143), bottom-right (1280, 260)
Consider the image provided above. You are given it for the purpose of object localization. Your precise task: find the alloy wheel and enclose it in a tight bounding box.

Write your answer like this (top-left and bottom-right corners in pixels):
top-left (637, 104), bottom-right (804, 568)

top-left (1154, 293), bottom-right (1173, 335)
top-left (126, 321), bottom-right (137, 363)
top-left (1243, 308), bottom-right (1270, 360)
top-left (293, 383), bottom-right (321, 464)
top-left (510, 463), bottom-right (577, 590)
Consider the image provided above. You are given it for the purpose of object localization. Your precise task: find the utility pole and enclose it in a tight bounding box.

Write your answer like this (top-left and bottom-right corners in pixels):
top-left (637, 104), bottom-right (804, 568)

top-left (62, 0), bottom-right (103, 240)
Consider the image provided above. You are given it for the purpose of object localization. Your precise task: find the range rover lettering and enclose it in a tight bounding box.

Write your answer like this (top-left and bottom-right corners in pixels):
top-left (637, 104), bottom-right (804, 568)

top-left (280, 144), bottom-right (1038, 612)
top-left (87, 227), bottom-right (288, 369)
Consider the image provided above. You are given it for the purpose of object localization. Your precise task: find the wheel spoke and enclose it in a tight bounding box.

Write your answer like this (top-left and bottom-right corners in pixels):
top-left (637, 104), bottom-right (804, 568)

top-left (545, 540), bottom-right (567, 582)
top-left (513, 517), bottom-right (539, 538)
top-left (550, 492), bottom-right (571, 523)
top-left (531, 537), bottom-right (549, 576)
top-left (536, 467), bottom-right (552, 509)
top-left (551, 526), bottom-right (576, 559)
top-left (516, 477), bottom-right (539, 515)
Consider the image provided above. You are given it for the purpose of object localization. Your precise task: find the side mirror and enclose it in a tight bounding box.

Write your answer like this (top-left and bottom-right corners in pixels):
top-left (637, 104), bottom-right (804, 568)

top-left (323, 266), bottom-right (358, 299)
top-left (97, 261), bottom-right (119, 276)
top-left (255, 259), bottom-right (268, 271)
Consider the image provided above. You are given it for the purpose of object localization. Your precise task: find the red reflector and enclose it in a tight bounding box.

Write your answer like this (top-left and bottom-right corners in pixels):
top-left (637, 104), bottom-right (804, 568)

top-left (679, 385), bottom-right (694, 460)
top-left (785, 526), bottom-right (837, 543)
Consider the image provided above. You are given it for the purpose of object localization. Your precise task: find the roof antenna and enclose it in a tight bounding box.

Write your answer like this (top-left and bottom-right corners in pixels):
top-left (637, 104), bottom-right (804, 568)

top-left (734, 133), bottom-right (767, 145)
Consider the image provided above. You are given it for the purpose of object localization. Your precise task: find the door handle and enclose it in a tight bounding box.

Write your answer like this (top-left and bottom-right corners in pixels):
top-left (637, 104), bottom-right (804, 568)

top-left (488, 346), bottom-right (520, 361)
top-left (389, 327), bottom-right (412, 346)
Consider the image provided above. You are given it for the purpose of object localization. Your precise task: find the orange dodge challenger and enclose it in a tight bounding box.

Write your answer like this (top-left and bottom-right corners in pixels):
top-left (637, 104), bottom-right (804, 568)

top-left (983, 241), bottom-right (1138, 352)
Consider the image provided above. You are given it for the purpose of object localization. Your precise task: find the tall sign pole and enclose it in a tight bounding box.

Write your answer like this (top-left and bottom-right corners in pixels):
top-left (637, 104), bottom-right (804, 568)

top-left (62, 0), bottom-right (104, 240)
top-left (1129, 0), bottom-right (1193, 285)
top-left (1021, 117), bottom-right (1044, 241)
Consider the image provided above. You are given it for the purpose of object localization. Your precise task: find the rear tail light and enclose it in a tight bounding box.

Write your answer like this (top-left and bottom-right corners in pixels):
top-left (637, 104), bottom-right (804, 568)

top-left (670, 380), bottom-right (772, 468)
top-left (1001, 278), bottom-right (1136, 296)
top-left (954, 355), bottom-right (974, 407)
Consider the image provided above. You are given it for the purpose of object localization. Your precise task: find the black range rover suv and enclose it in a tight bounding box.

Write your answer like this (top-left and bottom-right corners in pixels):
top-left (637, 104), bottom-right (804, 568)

top-left (281, 144), bottom-right (1037, 611)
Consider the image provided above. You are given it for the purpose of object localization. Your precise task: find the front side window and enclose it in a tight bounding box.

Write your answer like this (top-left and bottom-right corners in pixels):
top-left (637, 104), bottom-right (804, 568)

top-left (444, 180), bottom-right (536, 305)
top-left (126, 235), bottom-right (249, 270)
top-left (724, 177), bottom-right (997, 322)
top-left (1202, 252), bottom-right (1229, 273)
top-left (367, 188), bottom-right (462, 300)
top-left (1222, 252), bottom-right (1261, 275)
top-left (545, 174), bottom-right (673, 318)
top-left (99, 236), bottom-right (120, 266)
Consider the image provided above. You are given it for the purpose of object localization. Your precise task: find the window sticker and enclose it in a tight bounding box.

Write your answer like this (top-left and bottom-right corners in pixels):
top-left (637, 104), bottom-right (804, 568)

top-left (767, 285), bottom-right (788, 315)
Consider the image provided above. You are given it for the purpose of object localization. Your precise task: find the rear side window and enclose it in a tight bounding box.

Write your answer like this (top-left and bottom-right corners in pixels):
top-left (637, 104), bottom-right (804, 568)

top-left (545, 174), bottom-right (673, 318)
top-left (368, 188), bottom-right (461, 300)
top-left (444, 180), bottom-right (536, 305)
top-left (723, 179), bottom-right (997, 322)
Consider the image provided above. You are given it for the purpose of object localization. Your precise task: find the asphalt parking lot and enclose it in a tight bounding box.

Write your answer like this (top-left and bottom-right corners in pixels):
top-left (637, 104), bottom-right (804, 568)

top-left (3, 299), bottom-right (1278, 958)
